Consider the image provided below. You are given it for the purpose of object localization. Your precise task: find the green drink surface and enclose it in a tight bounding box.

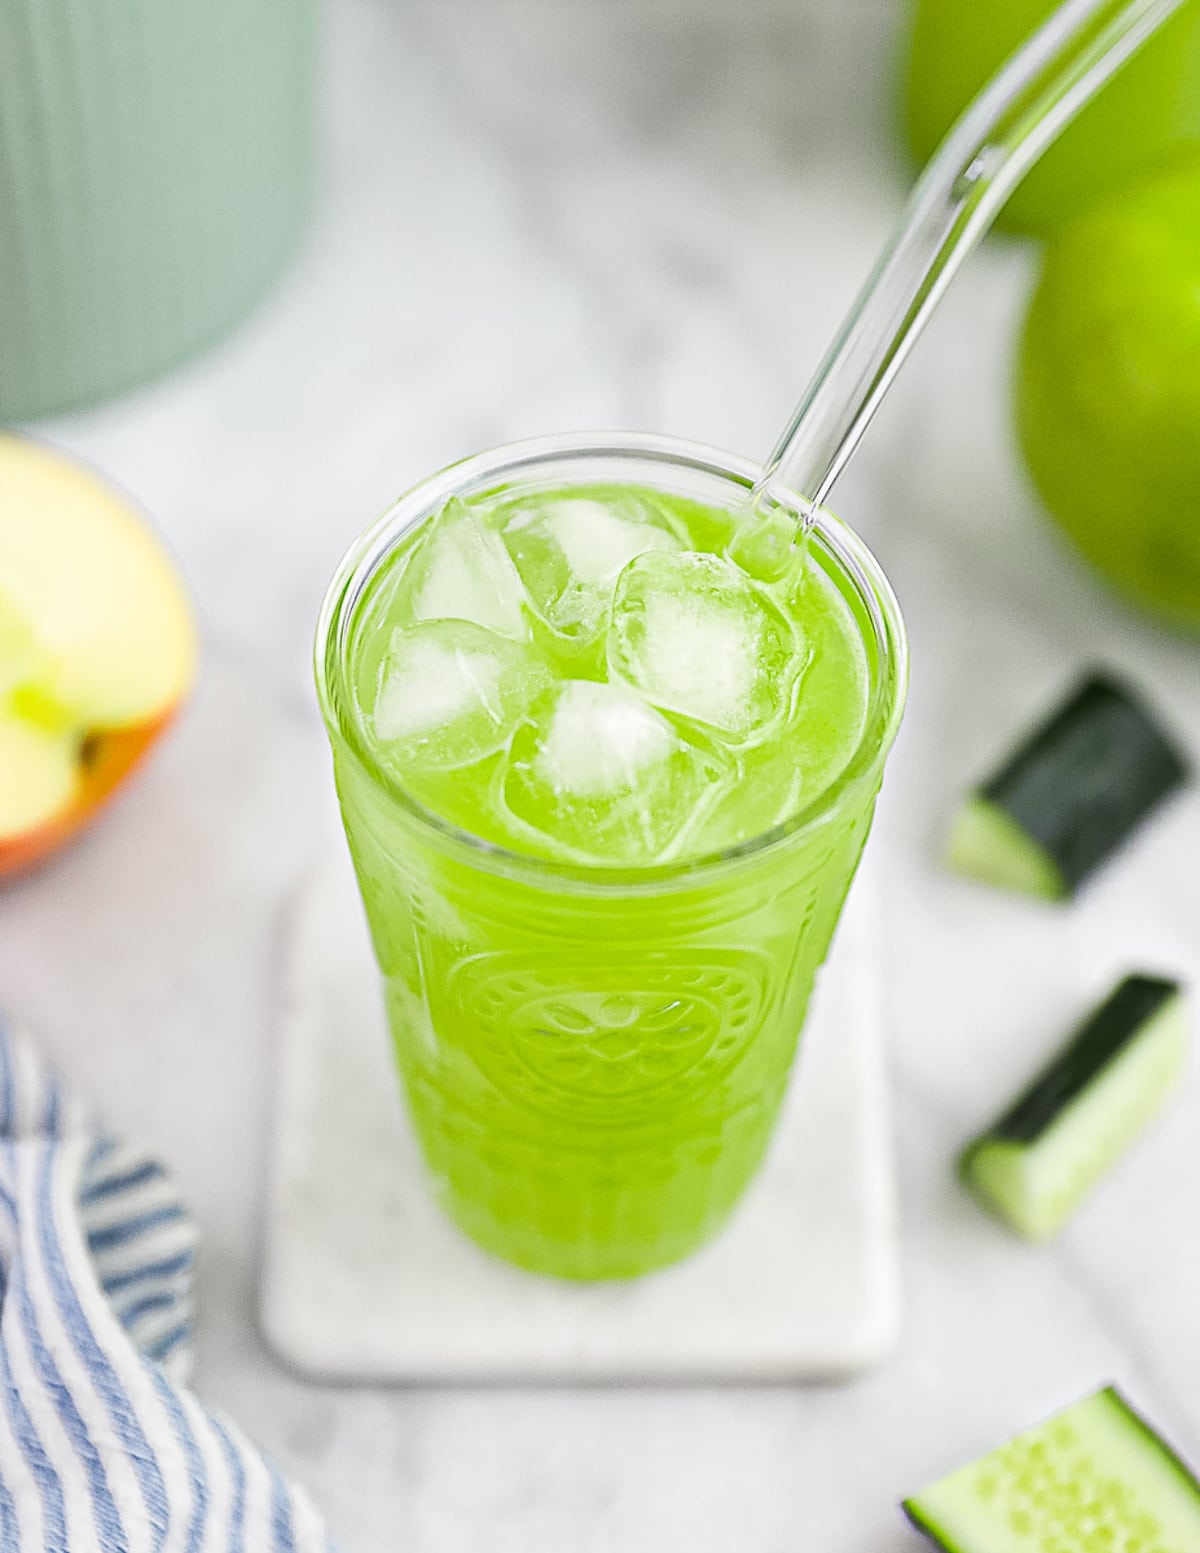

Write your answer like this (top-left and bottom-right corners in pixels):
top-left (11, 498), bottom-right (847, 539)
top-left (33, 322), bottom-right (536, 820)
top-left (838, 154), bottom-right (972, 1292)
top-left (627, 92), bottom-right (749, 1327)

top-left (347, 484), bottom-right (869, 867)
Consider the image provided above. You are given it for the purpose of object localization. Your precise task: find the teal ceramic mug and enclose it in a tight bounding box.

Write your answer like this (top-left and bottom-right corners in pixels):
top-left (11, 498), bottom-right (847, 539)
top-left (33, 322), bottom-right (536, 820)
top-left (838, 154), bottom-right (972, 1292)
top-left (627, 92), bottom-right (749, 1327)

top-left (0, 0), bottom-right (316, 421)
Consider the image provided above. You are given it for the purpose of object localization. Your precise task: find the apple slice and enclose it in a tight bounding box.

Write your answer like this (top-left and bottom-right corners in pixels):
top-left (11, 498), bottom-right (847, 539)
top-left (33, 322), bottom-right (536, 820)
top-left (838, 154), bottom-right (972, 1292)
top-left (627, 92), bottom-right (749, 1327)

top-left (0, 437), bottom-right (198, 876)
top-left (0, 718), bottom-right (80, 838)
top-left (0, 437), bottom-right (196, 728)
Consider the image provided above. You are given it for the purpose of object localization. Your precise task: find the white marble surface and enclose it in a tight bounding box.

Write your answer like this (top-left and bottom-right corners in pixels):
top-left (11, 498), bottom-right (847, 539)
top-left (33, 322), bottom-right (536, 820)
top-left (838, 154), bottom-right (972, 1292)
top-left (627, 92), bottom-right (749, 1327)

top-left (263, 856), bottom-right (896, 1382)
top-left (4, 1), bottom-right (1200, 1548)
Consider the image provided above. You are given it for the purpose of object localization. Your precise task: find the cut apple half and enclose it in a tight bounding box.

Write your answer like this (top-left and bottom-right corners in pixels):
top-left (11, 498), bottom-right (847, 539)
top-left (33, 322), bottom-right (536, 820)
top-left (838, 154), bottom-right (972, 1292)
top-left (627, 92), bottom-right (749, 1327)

top-left (0, 719), bottom-right (79, 837)
top-left (0, 436), bottom-right (198, 876)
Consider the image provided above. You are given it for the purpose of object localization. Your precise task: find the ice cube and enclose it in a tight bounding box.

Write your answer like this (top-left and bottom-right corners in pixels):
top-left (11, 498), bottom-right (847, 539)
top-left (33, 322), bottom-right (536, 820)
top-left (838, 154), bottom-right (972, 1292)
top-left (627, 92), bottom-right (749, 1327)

top-left (501, 495), bottom-right (682, 642)
top-left (499, 679), bottom-right (731, 863)
top-left (370, 619), bottom-right (548, 769)
top-left (534, 679), bottom-right (676, 797)
top-left (402, 497), bottom-right (528, 640)
top-left (607, 552), bottom-right (803, 744)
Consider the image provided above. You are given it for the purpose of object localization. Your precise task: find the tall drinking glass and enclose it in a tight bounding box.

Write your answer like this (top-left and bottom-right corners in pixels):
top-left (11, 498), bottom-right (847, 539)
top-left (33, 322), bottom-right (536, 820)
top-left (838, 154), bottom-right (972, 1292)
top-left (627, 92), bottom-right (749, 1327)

top-left (315, 434), bottom-right (907, 1280)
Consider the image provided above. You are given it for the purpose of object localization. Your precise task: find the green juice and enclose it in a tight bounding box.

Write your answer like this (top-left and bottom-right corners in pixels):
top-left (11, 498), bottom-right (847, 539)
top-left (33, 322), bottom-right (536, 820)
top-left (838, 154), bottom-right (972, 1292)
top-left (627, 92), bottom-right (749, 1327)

top-left (317, 440), bottom-right (905, 1279)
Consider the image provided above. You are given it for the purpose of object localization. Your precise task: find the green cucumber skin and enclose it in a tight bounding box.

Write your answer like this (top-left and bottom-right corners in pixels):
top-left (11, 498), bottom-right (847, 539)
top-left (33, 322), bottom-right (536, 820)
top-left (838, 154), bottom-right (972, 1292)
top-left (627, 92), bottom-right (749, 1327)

top-left (902, 1501), bottom-right (972, 1553)
top-left (985, 976), bottom-right (1181, 1145)
top-left (1110, 1389), bottom-right (1200, 1507)
top-left (902, 1387), bottom-right (1200, 1553)
top-left (960, 975), bottom-right (1187, 1241)
top-left (976, 672), bottom-right (1189, 897)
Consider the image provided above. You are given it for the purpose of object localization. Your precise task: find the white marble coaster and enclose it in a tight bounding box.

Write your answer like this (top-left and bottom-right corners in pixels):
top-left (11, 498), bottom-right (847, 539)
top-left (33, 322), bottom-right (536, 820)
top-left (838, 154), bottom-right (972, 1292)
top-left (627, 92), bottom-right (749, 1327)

top-left (261, 849), bottom-right (899, 1383)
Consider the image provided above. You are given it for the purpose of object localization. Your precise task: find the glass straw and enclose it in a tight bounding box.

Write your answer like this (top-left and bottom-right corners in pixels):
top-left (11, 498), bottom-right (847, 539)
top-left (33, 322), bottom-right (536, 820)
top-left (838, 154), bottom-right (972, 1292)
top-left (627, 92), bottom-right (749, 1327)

top-left (730, 0), bottom-right (1190, 577)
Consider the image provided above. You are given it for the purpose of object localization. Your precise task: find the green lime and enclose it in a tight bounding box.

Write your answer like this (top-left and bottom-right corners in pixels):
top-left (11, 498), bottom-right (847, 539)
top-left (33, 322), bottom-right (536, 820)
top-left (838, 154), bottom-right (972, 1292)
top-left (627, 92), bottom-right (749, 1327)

top-left (903, 0), bottom-right (1200, 237)
top-left (1016, 155), bottom-right (1200, 630)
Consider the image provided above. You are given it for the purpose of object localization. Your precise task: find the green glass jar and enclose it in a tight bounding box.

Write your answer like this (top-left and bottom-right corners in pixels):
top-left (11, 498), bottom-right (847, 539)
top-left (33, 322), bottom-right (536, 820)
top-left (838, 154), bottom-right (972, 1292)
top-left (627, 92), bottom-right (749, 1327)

top-left (902, 0), bottom-right (1200, 235)
top-left (0, 0), bottom-right (316, 421)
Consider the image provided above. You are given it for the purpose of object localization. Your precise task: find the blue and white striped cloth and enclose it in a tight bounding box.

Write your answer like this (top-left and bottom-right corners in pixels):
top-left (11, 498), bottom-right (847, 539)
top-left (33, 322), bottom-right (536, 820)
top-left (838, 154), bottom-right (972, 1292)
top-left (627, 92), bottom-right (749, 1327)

top-left (0, 1014), bottom-right (334, 1552)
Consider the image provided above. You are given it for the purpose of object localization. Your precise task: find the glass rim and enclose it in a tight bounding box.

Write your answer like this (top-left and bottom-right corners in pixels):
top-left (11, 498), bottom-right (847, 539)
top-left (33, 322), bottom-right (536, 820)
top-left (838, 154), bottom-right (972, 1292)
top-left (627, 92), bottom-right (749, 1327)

top-left (314, 430), bottom-right (908, 896)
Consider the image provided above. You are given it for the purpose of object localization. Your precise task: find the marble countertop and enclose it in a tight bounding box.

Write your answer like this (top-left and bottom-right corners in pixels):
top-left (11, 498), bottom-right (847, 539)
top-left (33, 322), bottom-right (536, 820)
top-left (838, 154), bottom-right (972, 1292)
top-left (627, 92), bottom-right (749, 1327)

top-left (5, 1), bottom-right (1200, 1548)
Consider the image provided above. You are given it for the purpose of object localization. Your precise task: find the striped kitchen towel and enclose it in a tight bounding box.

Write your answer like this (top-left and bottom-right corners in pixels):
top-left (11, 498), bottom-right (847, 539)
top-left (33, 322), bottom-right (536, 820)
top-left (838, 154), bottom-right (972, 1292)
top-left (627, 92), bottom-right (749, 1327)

top-left (0, 1013), bottom-right (335, 1552)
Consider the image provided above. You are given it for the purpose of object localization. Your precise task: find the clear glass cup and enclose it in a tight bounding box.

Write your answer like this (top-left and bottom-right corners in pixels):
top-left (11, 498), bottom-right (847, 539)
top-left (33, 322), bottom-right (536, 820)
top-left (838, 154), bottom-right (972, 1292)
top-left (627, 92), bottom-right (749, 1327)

top-left (315, 434), bottom-right (907, 1280)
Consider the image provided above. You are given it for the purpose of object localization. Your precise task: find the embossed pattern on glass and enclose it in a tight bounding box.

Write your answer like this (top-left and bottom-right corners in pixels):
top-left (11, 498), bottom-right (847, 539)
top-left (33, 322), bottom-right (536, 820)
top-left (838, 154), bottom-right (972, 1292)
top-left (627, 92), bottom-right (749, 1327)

top-left (317, 437), bottom-right (906, 1280)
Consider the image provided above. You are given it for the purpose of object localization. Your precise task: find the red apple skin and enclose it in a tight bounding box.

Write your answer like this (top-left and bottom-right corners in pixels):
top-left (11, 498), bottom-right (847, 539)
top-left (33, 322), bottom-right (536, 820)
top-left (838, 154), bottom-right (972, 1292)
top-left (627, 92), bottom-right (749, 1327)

top-left (0, 707), bottom-right (181, 879)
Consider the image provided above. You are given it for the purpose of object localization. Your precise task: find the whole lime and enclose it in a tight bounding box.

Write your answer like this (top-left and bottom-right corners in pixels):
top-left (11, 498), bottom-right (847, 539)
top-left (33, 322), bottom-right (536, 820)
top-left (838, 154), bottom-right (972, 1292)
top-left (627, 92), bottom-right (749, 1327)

top-left (1016, 156), bottom-right (1200, 630)
top-left (904, 0), bottom-right (1200, 237)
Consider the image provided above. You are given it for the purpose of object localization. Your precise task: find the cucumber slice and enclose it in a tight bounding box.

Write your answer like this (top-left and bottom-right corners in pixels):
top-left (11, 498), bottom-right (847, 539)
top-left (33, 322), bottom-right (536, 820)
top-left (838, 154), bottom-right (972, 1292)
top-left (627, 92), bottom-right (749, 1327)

top-left (904, 1387), bottom-right (1200, 1553)
top-left (947, 673), bottom-right (1189, 900)
top-left (961, 975), bottom-right (1188, 1242)
top-left (948, 798), bottom-right (1066, 901)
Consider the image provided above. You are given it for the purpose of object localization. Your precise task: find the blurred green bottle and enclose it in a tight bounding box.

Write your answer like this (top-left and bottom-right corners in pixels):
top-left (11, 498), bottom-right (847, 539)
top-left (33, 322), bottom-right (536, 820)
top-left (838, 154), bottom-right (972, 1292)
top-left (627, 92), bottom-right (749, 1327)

top-left (0, 0), bottom-right (316, 422)
top-left (902, 0), bottom-right (1200, 235)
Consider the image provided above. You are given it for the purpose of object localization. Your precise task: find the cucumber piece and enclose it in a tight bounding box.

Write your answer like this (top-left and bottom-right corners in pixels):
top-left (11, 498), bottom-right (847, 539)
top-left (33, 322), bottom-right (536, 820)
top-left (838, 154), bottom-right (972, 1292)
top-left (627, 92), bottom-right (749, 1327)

top-left (948, 798), bottom-right (1066, 902)
top-left (961, 975), bottom-right (1188, 1242)
top-left (904, 1387), bottom-right (1200, 1553)
top-left (947, 673), bottom-right (1189, 900)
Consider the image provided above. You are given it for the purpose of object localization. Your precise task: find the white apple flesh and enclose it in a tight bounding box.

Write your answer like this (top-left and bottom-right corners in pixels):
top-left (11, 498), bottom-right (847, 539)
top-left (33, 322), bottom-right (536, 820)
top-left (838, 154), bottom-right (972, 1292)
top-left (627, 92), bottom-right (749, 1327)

top-left (0, 437), bottom-right (197, 872)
